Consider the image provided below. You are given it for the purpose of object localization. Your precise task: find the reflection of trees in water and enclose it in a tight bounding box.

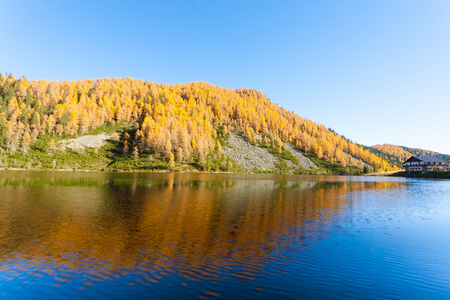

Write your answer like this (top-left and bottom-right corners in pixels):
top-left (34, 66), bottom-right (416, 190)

top-left (0, 174), bottom-right (404, 285)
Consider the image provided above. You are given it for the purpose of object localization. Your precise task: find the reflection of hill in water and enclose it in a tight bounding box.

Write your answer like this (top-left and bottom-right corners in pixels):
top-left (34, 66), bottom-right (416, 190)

top-left (0, 172), bottom-right (404, 285)
top-left (0, 174), bottom-right (320, 189)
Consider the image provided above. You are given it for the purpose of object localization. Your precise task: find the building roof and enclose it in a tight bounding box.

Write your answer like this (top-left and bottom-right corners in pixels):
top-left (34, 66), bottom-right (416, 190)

top-left (410, 156), bottom-right (446, 163)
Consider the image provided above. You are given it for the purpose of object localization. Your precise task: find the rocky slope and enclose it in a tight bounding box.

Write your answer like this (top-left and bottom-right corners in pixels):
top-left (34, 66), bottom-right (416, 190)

top-left (62, 133), bottom-right (113, 150)
top-left (222, 133), bottom-right (317, 172)
top-left (283, 143), bottom-right (317, 170)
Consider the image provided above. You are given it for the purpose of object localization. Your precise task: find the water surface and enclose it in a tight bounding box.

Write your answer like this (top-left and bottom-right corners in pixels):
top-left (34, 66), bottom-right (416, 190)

top-left (0, 171), bottom-right (449, 299)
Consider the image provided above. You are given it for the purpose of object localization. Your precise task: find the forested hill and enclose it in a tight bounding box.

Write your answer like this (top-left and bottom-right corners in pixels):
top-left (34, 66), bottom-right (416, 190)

top-left (0, 74), bottom-right (397, 172)
top-left (371, 144), bottom-right (450, 167)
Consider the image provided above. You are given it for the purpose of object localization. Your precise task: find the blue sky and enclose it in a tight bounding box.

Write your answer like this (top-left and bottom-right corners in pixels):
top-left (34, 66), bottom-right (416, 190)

top-left (2, 0), bottom-right (450, 153)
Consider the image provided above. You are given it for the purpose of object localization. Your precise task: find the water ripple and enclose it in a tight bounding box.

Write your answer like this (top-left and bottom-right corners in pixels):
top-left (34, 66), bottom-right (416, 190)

top-left (0, 172), bottom-right (449, 299)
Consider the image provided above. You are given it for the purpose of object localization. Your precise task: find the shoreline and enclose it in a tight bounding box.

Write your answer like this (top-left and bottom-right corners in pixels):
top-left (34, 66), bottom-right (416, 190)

top-left (386, 171), bottom-right (450, 179)
top-left (0, 167), bottom-right (395, 177)
top-left (364, 171), bottom-right (401, 176)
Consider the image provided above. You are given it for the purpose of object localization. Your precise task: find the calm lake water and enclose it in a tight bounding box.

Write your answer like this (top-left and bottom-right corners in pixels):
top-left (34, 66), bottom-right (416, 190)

top-left (0, 171), bottom-right (449, 299)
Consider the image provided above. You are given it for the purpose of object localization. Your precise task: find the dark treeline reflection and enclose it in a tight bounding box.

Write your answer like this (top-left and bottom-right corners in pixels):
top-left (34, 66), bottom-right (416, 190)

top-left (0, 172), bottom-right (404, 287)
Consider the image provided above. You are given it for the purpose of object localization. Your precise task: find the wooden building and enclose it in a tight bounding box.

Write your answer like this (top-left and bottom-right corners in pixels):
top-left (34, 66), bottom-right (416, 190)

top-left (403, 156), bottom-right (447, 172)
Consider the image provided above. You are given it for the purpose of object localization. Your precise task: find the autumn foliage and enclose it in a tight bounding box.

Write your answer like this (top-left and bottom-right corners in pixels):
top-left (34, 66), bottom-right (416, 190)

top-left (0, 74), bottom-right (396, 171)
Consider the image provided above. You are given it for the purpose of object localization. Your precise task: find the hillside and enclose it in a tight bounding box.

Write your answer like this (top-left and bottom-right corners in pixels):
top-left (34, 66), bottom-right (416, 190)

top-left (0, 74), bottom-right (397, 173)
top-left (371, 144), bottom-right (450, 167)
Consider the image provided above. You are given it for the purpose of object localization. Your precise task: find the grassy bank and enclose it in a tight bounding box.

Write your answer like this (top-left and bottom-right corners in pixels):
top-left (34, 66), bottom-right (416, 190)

top-left (0, 125), bottom-right (244, 173)
top-left (302, 153), bottom-right (364, 175)
top-left (1, 142), bottom-right (364, 175)
top-left (0, 125), bottom-right (369, 175)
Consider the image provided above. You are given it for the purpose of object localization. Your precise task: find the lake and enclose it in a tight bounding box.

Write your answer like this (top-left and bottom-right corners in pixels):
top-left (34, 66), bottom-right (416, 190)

top-left (0, 171), bottom-right (449, 299)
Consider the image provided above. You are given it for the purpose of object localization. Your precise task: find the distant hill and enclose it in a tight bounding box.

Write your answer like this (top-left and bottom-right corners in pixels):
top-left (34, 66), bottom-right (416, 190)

top-left (370, 144), bottom-right (450, 167)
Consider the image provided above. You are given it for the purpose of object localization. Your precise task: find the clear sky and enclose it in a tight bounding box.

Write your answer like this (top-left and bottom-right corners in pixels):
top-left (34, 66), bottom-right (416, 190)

top-left (2, 0), bottom-right (450, 153)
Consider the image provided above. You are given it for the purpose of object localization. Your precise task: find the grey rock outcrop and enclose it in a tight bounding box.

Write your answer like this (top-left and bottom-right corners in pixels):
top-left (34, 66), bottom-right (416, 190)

top-left (62, 133), bottom-right (113, 150)
top-left (222, 134), bottom-right (278, 171)
top-left (222, 133), bottom-right (317, 172)
top-left (283, 143), bottom-right (317, 170)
